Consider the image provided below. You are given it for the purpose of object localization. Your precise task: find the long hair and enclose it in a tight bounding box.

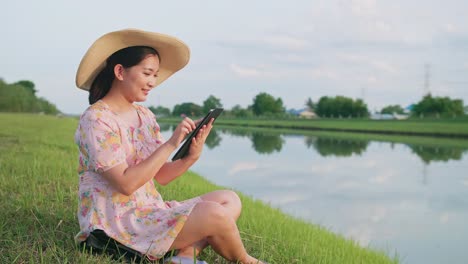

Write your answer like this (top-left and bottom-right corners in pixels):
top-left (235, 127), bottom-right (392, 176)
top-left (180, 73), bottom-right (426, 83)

top-left (88, 46), bottom-right (159, 105)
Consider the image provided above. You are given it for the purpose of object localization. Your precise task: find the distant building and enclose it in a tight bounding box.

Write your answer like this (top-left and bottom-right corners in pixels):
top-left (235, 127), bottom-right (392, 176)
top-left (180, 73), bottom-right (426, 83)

top-left (299, 110), bottom-right (316, 119)
top-left (288, 108), bottom-right (317, 119)
top-left (371, 113), bottom-right (409, 120)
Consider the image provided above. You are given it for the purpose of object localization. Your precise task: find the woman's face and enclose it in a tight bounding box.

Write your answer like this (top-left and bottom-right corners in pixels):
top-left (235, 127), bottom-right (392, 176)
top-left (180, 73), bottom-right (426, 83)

top-left (120, 54), bottom-right (160, 102)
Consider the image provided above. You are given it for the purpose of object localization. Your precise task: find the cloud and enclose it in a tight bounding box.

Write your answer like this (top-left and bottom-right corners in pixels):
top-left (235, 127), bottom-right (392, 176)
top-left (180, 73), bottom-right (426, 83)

top-left (439, 212), bottom-right (450, 224)
top-left (443, 23), bottom-right (458, 33)
top-left (228, 161), bottom-right (259, 175)
top-left (462, 179), bottom-right (468, 187)
top-left (350, 0), bottom-right (377, 17)
top-left (337, 53), bottom-right (398, 74)
top-left (370, 206), bottom-right (387, 223)
top-left (229, 63), bottom-right (262, 78)
top-left (262, 35), bottom-right (309, 51)
top-left (273, 193), bottom-right (308, 206)
top-left (309, 67), bottom-right (339, 80)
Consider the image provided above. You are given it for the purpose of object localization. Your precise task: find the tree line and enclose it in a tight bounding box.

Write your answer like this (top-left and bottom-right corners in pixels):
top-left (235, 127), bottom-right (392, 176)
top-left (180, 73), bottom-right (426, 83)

top-left (150, 92), bottom-right (466, 119)
top-left (0, 79), bottom-right (60, 114)
top-left (1, 78), bottom-right (465, 119)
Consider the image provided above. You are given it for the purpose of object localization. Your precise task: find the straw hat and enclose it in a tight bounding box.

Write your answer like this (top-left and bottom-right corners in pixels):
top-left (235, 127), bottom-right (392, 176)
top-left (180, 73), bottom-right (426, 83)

top-left (75, 28), bottom-right (190, 91)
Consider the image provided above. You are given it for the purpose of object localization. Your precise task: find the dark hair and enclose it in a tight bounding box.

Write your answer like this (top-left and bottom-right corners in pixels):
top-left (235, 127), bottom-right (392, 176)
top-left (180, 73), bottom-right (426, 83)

top-left (88, 46), bottom-right (160, 105)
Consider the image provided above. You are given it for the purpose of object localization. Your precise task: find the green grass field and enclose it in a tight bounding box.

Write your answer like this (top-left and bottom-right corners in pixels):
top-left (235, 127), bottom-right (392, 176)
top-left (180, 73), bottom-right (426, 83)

top-left (0, 113), bottom-right (399, 263)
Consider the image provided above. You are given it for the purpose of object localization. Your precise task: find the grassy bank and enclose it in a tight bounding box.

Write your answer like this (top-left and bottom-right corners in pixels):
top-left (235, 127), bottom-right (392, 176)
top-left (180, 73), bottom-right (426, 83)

top-left (0, 113), bottom-right (398, 263)
top-left (160, 117), bottom-right (468, 138)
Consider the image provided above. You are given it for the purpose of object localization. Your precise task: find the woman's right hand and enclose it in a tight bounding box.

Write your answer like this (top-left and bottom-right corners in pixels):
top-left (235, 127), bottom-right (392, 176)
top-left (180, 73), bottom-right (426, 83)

top-left (167, 117), bottom-right (196, 148)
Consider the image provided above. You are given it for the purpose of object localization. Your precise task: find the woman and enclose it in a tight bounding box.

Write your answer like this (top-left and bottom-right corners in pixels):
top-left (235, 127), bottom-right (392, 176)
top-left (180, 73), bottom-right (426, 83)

top-left (74, 29), bottom-right (265, 264)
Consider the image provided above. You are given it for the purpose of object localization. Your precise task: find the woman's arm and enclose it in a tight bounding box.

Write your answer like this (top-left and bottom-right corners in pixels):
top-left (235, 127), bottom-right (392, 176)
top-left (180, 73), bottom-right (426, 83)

top-left (100, 141), bottom-right (177, 195)
top-left (154, 157), bottom-right (196, 186)
top-left (154, 119), bottom-right (214, 185)
top-left (100, 117), bottom-right (196, 195)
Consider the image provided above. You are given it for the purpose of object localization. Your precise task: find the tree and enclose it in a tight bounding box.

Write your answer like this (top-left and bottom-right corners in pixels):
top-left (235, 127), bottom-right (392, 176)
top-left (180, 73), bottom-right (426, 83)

top-left (316, 96), bottom-right (369, 118)
top-left (305, 97), bottom-right (315, 111)
top-left (412, 94), bottom-right (464, 117)
top-left (314, 138), bottom-right (369, 157)
top-left (409, 144), bottom-right (464, 164)
top-left (251, 132), bottom-right (284, 154)
top-left (149, 105), bottom-right (171, 117)
top-left (0, 79), bottom-right (59, 114)
top-left (251, 92), bottom-right (285, 116)
top-left (14, 80), bottom-right (37, 95)
top-left (230, 104), bottom-right (253, 118)
top-left (205, 129), bottom-right (222, 149)
top-left (202, 95), bottom-right (222, 113)
top-left (172, 102), bottom-right (203, 117)
top-left (380, 105), bottom-right (404, 115)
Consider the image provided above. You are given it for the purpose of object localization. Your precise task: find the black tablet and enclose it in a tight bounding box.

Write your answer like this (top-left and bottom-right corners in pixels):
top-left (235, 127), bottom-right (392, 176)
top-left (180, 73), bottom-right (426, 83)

top-left (172, 108), bottom-right (223, 161)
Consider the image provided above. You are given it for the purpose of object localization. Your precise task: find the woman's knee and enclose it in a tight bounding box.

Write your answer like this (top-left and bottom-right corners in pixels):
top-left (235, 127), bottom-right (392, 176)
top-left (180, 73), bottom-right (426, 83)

top-left (224, 190), bottom-right (242, 217)
top-left (193, 201), bottom-right (233, 230)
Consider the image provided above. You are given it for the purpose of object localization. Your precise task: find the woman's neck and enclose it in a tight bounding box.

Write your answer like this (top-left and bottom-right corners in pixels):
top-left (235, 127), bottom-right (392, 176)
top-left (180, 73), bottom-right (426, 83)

top-left (101, 88), bottom-right (134, 114)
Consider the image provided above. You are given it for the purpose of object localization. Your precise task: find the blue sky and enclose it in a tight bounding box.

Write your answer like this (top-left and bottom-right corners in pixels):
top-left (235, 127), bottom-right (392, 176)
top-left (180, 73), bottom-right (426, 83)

top-left (1, 0), bottom-right (468, 115)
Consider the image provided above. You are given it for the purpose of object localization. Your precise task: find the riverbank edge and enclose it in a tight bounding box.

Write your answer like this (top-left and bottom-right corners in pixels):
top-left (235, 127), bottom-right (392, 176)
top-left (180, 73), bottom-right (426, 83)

top-left (159, 117), bottom-right (468, 139)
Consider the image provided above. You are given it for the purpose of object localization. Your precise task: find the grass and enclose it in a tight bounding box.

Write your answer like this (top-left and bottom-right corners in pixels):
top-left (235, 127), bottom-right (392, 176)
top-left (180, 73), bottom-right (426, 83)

top-left (159, 117), bottom-right (468, 138)
top-left (0, 113), bottom-right (398, 264)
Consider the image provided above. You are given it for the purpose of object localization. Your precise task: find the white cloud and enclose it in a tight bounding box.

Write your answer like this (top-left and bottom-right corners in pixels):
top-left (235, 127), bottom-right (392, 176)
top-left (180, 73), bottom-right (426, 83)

top-left (273, 193), bottom-right (308, 206)
top-left (462, 179), bottom-right (468, 187)
top-left (263, 35), bottom-right (309, 51)
top-left (310, 163), bottom-right (339, 174)
top-left (443, 23), bottom-right (457, 33)
top-left (228, 161), bottom-right (259, 175)
top-left (350, 0), bottom-right (377, 17)
top-left (439, 212), bottom-right (450, 224)
top-left (369, 171), bottom-right (393, 184)
top-left (370, 206), bottom-right (387, 223)
top-left (229, 63), bottom-right (262, 78)
top-left (309, 67), bottom-right (339, 80)
top-left (272, 53), bottom-right (308, 63)
top-left (371, 61), bottom-right (398, 74)
top-left (337, 53), bottom-right (398, 74)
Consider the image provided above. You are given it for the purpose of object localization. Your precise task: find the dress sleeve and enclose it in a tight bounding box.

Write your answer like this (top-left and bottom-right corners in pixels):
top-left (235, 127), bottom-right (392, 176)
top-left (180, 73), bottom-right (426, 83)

top-left (139, 105), bottom-right (165, 144)
top-left (78, 111), bottom-right (127, 173)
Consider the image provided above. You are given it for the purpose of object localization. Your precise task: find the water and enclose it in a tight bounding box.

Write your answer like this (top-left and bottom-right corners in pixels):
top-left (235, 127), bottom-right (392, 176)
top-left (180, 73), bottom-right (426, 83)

top-left (160, 126), bottom-right (468, 264)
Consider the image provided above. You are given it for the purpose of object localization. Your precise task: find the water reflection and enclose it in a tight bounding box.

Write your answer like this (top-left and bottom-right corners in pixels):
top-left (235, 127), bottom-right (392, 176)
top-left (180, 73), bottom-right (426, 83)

top-left (407, 144), bottom-right (466, 164)
top-left (159, 124), bottom-right (468, 264)
top-left (205, 129), bottom-right (222, 149)
top-left (159, 124), bottom-right (468, 163)
top-left (310, 137), bottom-right (369, 157)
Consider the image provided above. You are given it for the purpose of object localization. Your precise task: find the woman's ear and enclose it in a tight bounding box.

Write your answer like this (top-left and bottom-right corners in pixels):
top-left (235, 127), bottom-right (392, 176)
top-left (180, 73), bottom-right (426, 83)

top-left (114, 64), bottom-right (125, 81)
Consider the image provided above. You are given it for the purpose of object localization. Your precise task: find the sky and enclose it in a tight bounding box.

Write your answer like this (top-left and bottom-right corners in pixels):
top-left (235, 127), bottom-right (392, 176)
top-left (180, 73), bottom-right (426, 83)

top-left (1, 0), bottom-right (468, 115)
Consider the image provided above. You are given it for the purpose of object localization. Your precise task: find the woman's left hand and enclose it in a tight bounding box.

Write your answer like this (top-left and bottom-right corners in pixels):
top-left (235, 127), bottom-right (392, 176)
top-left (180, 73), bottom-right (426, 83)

top-left (184, 118), bottom-right (214, 162)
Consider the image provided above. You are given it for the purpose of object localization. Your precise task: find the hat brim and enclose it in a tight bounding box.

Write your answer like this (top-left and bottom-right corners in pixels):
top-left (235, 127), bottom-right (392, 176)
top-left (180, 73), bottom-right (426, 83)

top-left (75, 29), bottom-right (190, 91)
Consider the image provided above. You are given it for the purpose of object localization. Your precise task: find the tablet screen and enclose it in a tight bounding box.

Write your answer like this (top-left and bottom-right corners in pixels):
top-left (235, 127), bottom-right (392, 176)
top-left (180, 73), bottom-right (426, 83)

top-left (172, 108), bottom-right (223, 161)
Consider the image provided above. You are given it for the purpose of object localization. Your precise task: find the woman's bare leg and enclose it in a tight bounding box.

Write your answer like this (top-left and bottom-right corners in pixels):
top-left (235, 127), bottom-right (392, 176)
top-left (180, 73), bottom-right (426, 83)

top-left (170, 201), bottom-right (261, 263)
top-left (201, 190), bottom-right (242, 220)
top-left (176, 190), bottom-right (242, 258)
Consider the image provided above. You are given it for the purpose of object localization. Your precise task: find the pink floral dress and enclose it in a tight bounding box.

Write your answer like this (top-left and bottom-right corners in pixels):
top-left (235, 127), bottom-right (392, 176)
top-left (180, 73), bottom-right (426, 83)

top-left (74, 100), bottom-right (201, 259)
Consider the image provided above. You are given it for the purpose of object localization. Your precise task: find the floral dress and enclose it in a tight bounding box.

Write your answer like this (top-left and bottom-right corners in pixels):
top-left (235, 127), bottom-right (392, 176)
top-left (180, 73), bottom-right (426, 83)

top-left (74, 100), bottom-right (201, 259)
